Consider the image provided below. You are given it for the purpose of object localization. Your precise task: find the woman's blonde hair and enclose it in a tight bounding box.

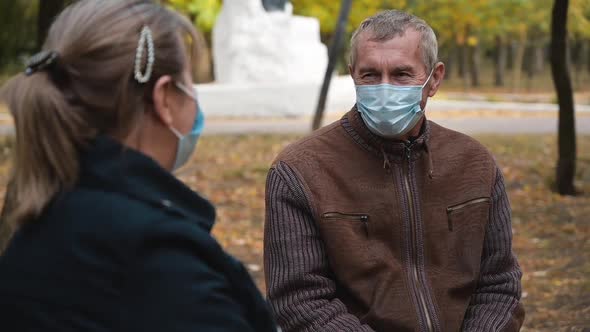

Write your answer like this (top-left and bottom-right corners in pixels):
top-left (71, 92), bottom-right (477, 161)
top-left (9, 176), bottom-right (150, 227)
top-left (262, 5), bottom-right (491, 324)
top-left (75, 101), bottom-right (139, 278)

top-left (0, 0), bottom-right (201, 231)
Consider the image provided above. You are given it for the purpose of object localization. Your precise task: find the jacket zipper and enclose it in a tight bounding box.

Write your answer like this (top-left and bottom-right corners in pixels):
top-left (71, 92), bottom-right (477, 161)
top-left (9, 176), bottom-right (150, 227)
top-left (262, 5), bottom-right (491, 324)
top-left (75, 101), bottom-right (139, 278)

top-left (403, 144), bottom-right (434, 332)
top-left (322, 212), bottom-right (369, 235)
top-left (446, 197), bottom-right (491, 231)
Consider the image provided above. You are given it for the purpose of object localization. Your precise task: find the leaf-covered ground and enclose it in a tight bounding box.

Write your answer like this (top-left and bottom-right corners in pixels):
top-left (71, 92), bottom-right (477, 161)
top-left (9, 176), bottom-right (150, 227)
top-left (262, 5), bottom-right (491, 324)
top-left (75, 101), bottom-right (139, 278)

top-left (187, 133), bottom-right (590, 331)
top-left (0, 133), bottom-right (588, 331)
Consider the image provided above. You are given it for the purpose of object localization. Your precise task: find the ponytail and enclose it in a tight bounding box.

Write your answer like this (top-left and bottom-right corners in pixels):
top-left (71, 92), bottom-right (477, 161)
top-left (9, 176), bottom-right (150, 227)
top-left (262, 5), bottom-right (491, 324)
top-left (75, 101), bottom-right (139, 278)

top-left (0, 70), bottom-right (94, 227)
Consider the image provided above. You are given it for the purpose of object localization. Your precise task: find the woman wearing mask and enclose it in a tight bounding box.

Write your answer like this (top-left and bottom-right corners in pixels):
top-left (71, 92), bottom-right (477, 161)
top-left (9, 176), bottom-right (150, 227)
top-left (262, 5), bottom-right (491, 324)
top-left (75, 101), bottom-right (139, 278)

top-left (0, 1), bottom-right (275, 331)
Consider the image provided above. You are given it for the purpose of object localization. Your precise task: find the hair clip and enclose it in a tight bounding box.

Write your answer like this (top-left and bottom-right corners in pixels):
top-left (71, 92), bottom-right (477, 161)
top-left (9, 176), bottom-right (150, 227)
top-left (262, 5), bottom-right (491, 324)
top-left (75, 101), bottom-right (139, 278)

top-left (25, 50), bottom-right (59, 76)
top-left (134, 26), bottom-right (155, 83)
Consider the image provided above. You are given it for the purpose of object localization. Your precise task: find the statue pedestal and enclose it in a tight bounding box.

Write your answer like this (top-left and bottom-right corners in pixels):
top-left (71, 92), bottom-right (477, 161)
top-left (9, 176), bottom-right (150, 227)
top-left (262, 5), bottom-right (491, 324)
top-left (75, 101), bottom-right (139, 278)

top-left (212, 0), bottom-right (328, 84)
top-left (195, 75), bottom-right (355, 118)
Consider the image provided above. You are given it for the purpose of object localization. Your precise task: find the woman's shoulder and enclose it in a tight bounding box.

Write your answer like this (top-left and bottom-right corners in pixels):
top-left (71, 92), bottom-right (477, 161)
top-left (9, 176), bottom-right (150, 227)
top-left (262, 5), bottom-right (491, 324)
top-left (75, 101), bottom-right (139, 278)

top-left (123, 217), bottom-right (276, 331)
top-left (48, 186), bottom-right (216, 251)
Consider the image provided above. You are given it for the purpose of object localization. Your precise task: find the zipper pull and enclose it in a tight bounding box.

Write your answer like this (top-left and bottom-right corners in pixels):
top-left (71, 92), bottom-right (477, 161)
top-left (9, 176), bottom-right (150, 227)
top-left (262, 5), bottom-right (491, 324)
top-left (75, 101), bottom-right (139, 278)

top-left (360, 215), bottom-right (369, 236)
top-left (405, 144), bottom-right (412, 160)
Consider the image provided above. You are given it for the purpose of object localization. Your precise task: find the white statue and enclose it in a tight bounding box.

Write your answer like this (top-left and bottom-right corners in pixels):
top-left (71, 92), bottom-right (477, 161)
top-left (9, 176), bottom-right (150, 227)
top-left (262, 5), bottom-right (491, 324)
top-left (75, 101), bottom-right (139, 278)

top-left (212, 0), bottom-right (328, 84)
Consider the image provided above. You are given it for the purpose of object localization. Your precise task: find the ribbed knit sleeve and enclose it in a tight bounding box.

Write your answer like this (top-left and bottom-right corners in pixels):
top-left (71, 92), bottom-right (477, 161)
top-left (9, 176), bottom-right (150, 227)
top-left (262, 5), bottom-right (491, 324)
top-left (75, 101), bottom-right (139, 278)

top-left (461, 168), bottom-right (525, 332)
top-left (264, 161), bottom-right (375, 332)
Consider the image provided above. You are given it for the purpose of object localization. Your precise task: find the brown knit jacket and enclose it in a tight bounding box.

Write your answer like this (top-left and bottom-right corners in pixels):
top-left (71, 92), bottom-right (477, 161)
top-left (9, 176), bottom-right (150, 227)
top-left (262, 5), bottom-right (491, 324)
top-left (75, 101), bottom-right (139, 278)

top-left (264, 109), bottom-right (524, 332)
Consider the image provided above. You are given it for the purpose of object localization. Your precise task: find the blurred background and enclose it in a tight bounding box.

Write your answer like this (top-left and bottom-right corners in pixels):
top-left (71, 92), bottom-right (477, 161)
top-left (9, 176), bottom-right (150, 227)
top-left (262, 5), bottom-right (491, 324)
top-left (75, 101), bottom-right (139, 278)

top-left (0, 1), bottom-right (589, 331)
top-left (1, 0), bottom-right (589, 90)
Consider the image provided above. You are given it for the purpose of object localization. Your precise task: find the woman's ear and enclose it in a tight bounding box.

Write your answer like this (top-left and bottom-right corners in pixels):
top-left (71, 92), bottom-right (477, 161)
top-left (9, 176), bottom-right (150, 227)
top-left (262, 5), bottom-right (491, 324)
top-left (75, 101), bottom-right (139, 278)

top-left (152, 75), bottom-right (174, 127)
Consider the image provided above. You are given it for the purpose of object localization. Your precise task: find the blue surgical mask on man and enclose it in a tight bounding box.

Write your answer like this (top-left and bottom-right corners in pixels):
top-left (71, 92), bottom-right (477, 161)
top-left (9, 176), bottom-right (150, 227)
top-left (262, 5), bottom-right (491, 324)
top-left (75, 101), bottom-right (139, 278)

top-left (169, 82), bottom-right (205, 171)
top-left (355, 69), bottom-right (434, 139)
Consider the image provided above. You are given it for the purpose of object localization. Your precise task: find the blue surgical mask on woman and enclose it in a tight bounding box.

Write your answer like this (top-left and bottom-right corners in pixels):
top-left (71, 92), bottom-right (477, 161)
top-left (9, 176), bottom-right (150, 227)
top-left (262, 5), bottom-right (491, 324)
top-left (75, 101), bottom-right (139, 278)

top-left (355, 69), bottom-right (433, 139)
top-left (169, 82), bottom-right (205, 171)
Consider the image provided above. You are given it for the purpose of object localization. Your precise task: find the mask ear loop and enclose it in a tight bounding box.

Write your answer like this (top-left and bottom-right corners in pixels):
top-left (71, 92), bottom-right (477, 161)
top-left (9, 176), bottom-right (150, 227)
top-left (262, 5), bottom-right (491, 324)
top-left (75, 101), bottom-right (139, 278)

top-left (174, 81), bottom-right (198, 102)
top-left (169, 82), bottom-right (202, 139)
top-left (421, 67), bottom-right (435, 88)
top-left (169, 126), bottom-right (183, 140)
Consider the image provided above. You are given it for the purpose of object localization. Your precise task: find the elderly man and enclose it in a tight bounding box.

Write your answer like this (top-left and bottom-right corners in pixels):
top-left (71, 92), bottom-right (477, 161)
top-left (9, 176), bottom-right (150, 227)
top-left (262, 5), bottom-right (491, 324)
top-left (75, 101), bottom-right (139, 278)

top-left (264, 10), bottom-right (525, 332)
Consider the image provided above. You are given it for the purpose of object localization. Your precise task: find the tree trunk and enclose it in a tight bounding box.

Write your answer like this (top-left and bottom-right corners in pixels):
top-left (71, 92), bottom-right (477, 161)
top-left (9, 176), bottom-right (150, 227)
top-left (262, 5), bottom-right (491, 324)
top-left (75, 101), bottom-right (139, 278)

top-left (469, 43), bottom-right (480, 87)
top-left (572, 40), bottom-right (583, 68)
top-left (444, 45), bottom-right (454, 80)
top-left (524, 43), bottom-right (536, 91)
top-left (534, 44), bottom-right (545, 74)
top-left (37, 0), bottom-right (66, 50)
top-left (194, 28), bottom-right (214, 83)
top-left (179, 11), bottom-right (213, 83)
top-left (312, 0), bottom-right (352, 130)
top-left (577, 40), bottom-right (590, 75)
top-left (572, 40), bottom-right (585, 86)
top-left (524, 44), bottom-right (535, 79)
top-left (458, 43), bottom-right (466, 78)
top-left (550, 0), bottom-right (577, 195)
top-left (506, 40), bottom-right (514, 70)
top-left (494, 35), bottom-right (506, 86)
top-left (461, 44), bottom-right (470, 89)
top-left (512, 31), bottom-right (527, 91)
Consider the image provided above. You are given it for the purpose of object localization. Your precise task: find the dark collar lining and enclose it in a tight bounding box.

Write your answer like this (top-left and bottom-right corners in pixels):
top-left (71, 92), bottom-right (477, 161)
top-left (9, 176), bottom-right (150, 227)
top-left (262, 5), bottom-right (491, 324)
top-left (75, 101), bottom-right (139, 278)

top-left (78, 136), bottom-right (215, 230)
top-left (341, 106), bottom-right (431, 162)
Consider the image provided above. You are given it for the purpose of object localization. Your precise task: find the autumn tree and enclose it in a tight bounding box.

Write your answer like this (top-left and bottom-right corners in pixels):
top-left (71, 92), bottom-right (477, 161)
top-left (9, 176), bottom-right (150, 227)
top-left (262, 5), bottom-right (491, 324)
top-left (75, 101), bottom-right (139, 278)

top-left (568, 0), bottom-right (590, 83)
top-left (409, 0), bottom-right (546, 89)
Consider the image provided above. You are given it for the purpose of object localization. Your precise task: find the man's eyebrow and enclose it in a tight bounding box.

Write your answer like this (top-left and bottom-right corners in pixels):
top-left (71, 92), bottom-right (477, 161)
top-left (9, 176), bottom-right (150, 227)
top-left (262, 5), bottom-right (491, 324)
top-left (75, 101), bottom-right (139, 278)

top-left (358, 66), bottom-right (379, 73)
top-left (390, 65), bottom-right (414, 73)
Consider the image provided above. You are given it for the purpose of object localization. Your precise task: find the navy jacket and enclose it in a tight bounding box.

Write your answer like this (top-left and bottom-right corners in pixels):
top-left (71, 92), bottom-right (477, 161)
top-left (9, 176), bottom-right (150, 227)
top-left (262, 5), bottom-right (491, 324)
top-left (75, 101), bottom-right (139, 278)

top-left (0, 136), bottom-right (276, 332)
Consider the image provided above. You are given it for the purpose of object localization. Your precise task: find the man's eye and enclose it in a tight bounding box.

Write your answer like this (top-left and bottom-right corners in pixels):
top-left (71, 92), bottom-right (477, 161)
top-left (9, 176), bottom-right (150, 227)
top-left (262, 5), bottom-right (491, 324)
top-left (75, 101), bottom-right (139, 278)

top-left (362, 73), bottom-right (375, 79)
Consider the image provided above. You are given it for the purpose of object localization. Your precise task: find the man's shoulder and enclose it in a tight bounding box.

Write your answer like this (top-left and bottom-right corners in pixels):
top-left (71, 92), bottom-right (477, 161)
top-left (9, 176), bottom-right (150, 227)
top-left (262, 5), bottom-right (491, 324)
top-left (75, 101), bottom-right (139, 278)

top-left (272, 118), bottom-right (345, 166)
top-left (428, 120), bottom-right (494, 160)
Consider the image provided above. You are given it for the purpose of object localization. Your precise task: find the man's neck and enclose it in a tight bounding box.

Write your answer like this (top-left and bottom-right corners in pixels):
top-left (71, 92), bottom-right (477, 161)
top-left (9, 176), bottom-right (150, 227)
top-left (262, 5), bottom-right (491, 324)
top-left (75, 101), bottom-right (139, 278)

top-left (396, 117), bottom-right (426, 143)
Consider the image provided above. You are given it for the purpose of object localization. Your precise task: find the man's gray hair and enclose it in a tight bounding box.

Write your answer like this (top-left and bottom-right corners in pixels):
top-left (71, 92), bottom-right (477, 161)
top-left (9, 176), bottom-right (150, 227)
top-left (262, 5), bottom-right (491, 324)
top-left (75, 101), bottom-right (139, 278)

top-left (350, 10), bottom-right (438, 73)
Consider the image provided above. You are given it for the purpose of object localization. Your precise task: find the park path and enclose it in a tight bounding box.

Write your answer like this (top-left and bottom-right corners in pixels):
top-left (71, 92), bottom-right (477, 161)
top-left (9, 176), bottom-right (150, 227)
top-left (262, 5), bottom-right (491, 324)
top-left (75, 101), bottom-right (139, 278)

top-left (203, 115), bottom-right (590, 135)
top-left (202, 97), bottom-right (590, 135)
top-left (0, 99), bottom-right (589, 135)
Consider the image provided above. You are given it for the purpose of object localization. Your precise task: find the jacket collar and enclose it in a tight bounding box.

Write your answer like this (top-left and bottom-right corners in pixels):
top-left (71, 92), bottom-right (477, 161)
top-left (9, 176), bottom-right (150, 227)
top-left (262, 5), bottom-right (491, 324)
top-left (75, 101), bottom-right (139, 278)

top-left (341, 106), bottom-right (431, 163)
top-left (78, 135), bottom-right (215, 231)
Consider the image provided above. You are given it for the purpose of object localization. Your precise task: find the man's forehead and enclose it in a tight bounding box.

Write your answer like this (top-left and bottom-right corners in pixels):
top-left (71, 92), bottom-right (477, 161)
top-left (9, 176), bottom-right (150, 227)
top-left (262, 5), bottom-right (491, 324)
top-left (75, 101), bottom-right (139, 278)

top-left (355, 30), bottom-right (422, 63)
top-left (357, 28), bottom-right (421, 47)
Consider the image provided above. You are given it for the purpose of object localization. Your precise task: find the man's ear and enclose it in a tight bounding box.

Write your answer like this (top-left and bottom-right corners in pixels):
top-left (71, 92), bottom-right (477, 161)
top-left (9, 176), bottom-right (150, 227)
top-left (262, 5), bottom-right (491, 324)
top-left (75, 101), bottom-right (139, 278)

top-left (152, 75), bottom-right (174, 127)
top-left (427, 62), bottom-right (445, 97)
top-left (349, 63), bottom-right (358, 85)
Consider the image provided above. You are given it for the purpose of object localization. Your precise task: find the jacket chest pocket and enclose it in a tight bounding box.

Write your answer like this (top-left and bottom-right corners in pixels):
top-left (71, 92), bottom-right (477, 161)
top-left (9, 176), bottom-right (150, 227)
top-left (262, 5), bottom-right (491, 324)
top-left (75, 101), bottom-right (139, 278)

top-left (323, 212), bottom-right (369, 235)
top-left (445, 197), bottom-right (490, 277)
top-left (318, 212), bottom-right (375, 281)
top-left (446, 197), bottom-right (491, 232)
